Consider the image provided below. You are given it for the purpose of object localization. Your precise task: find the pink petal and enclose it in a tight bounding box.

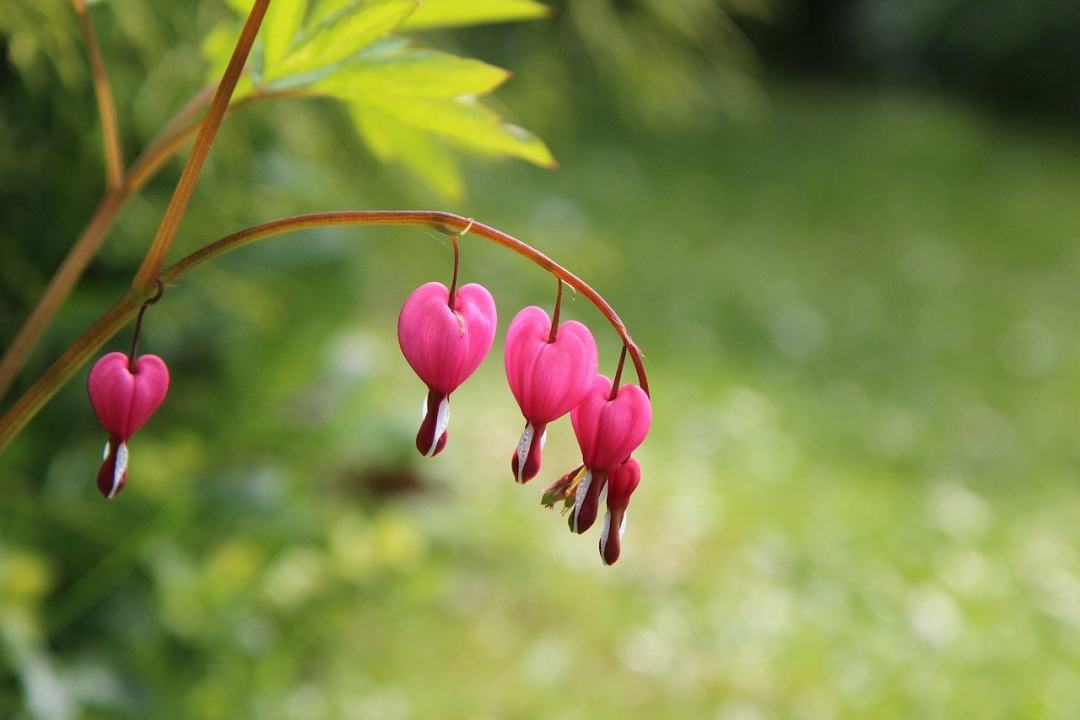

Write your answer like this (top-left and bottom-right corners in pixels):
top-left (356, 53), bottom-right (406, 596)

top-left (398, 282), bottom-right (497, 396)
top-left (88, 352), bottom-right (170, 438)
top-left (571, 375), bottom-right (651, 472)
top-left (504, 307), bottom-right (597, 424)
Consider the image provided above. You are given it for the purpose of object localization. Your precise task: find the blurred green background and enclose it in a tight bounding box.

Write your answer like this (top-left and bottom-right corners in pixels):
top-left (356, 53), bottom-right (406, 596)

top-left (4, 1), bottom-right (1080, 717)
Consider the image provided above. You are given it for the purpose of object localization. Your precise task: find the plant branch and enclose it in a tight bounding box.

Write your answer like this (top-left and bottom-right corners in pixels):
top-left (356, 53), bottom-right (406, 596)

top-left (0, 211), bottom-right (649, 452)
top-left (72, 0), bottom-right (123, 190)
top-left (0, 10), bottom-right (295, 403)
top-left (132, 0), bottom-right (271, 292)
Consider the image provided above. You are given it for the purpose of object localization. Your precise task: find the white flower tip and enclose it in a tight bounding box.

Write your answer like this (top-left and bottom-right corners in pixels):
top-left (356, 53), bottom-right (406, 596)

top-left (108, 441), bottom-right (128, 499)
top-left (425, 396), bottom-right (451, 457)
top-left (516, 423), bottom-right (535, 484)
top-left (572, 470), bottom-right (592, 534)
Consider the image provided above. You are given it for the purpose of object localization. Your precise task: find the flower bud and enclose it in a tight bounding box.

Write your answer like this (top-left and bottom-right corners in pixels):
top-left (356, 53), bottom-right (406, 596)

top-left (599, 458), bottom-right (641, 565)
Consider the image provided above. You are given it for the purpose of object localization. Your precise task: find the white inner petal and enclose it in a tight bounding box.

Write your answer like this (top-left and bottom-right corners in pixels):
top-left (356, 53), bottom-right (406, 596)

top-left (599, 510), bottom-right (613, 557)
top-left (102, 439), bottom-right (111, 461)
top-left (539, 429), bottom-right (548, 450)
top-left (516, 423), bottom-right (535, 483)
top-left (620, 511), bottom-right (628, 538)
top-left (426, 396), bottom-right (451, 457)
top-left (109, 441), bottom-right (128, 499)
top-left (420, 394), bottom-right (429, 420)
top-left (573, 469), bottom-right (592, 533)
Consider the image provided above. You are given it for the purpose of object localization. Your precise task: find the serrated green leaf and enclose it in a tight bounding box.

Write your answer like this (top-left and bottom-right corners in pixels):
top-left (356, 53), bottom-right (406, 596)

top-left (263, 0), bottom-right (307, 70)
top-left (351, 106), bottom-right (463, 199)
top-left (400, 0), bottom-right (549, 30)
top-left (270, 0), bottom-right (417, 79)
top-left (351, 94), bottom-right (555, 167)
top-left (314, 48), bottom-right (510, 99)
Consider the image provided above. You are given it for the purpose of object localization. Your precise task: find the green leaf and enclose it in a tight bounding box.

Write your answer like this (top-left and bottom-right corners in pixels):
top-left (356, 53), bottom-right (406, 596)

top-left (269, 0), bottom-right (418, 79)
top-left (313, 48), bottom-right (510, 99)
top-left (400, 0), bottom-right (549, 30)
top-left (262, 0), bottom-right (307, 70)
top-left (350, 94), bottom-right (555, 167)
top-left (350, 106), bottom-right (463, 200)
top-left (309, 0), bottom-right (351, 25)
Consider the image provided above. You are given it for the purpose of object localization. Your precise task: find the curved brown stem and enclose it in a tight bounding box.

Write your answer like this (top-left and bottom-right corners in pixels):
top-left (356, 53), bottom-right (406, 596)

top-left (0, 211), bottom-right (650, 452)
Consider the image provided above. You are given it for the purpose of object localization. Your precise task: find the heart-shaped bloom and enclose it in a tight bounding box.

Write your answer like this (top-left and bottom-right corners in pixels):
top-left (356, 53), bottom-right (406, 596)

top-left (398, 281), bottom-right (497, 456)
top-left (504, 306), bottom-right (597, 483)
top-left (87, 351), bottom-right (170, 498)
top-left (567, 374), bottom-right (651, 533)
top-left (599, 457), bottom-right (641, 565)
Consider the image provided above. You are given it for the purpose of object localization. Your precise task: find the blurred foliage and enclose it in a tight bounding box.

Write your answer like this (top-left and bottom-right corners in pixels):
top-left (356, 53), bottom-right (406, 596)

top-left (0, 0), bottom-right (86, 88)
top-left (5, 0), bottom-right (1080, 718)
top-left (750, 0), bottom-right (1080, 120)
top-left (562, 0), bottom-right (772, 126)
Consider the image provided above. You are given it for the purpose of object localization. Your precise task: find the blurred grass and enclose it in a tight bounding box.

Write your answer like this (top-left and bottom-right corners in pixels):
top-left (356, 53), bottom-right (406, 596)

top-left (4, 82), bottom-right (1080, 718)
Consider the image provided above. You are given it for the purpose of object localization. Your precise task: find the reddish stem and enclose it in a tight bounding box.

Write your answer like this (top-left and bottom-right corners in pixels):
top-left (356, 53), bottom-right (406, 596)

top-left (610, 345), bottom-right (627, 400)
top-left (127, 280), bottom-right (164, 369)
top-left (447, 233), bottom-right (460, 307)
top-left (548, 279), bottom-right (562, 343)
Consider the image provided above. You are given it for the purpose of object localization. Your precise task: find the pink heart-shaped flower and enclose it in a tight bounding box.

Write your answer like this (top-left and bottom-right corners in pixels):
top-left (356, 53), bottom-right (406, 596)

top-left (398, 282), bottom-right (497, 396)
top-left (88, 352), bottom-right (170, 439)
top-left (88, 351), bottom-right (170, 499)
top-left (504, 305), bottom-right (598, 483)
top-left (504, 306), bottom-right (598, 424)
top-left (398, 281), bottom-right (497, 456)
top-left (570, 374), bottom-right (651, 473)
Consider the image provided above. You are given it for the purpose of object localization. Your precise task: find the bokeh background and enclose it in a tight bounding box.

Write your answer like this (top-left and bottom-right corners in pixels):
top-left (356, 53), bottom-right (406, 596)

top-left (4, 1), bottom-right (1080, 717)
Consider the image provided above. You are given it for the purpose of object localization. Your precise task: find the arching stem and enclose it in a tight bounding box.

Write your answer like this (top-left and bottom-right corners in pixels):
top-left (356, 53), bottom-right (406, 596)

top-left (0, 211), bottom-right (649, 452)
top-left (548, 279), bottom-right (563, 343)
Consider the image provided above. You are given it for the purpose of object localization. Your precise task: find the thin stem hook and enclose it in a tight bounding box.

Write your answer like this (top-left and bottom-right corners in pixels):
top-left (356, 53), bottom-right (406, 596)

top-left (548, 278), bottom-right (563, 343)
top-left (128, 279), bottom-right (164, 368)
top-left (609, 344), bottom-right (628, 400)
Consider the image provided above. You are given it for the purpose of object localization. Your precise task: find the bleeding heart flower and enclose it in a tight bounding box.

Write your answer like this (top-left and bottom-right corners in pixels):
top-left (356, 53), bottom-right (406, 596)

top-left (599, 457), bottom-right (641, 565)
top-left (398, 281), bottom-right (497, 456)
top-left (567, 373), bottom-right (651, 533)
top-left (504, 305), bottom-right (597, 483)
top-left (87, 351), bottom-right (170, 498)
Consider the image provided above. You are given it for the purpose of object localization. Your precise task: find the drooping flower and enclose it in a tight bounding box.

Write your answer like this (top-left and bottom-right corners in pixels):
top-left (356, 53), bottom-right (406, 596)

top-left (599, 457), bottom-right (641, 565)
top-left (567, 373), bottom-right (651, 534)
top-left (398, 281), bottom-right (497, 456)
top-left (504, 305), bottom-right (597, 483)
top-left (87, 351), bottom-right (170, 498)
